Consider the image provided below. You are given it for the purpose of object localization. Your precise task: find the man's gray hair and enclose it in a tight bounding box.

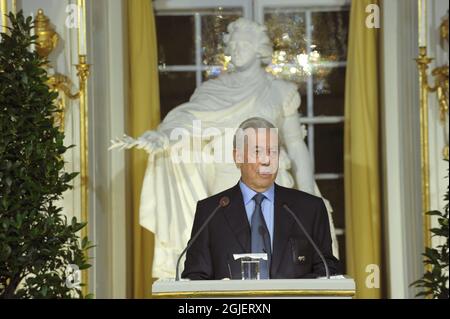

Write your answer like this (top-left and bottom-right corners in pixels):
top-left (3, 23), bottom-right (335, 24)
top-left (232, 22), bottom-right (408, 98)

top-left (233, 117), bottom-right (278, 149)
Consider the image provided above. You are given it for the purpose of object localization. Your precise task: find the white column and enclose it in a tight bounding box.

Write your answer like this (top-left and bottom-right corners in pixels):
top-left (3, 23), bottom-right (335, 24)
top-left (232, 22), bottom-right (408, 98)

top-left (89, 0), bottom-right (127, 298)
top-left (381, 0), bottom-right (424, 298)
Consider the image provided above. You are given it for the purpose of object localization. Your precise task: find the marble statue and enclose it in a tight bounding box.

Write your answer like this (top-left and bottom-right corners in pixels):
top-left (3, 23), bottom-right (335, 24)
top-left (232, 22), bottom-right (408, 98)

top-left (112, 18), bottom-right (338, 278)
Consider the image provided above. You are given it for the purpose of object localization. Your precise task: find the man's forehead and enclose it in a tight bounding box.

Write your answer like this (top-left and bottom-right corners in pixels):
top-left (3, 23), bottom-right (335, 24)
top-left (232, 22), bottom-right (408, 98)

top-left (242, 127), bottom-right (278, 135)
top-left (244, 128), bottom-right (278, 145)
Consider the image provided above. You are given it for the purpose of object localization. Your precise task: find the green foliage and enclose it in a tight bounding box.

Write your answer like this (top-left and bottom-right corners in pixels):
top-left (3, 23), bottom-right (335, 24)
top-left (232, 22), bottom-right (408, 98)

top-left (0, 11), bottom-right (91, 298)
top-left (411, 162), bottom-right (449, 299)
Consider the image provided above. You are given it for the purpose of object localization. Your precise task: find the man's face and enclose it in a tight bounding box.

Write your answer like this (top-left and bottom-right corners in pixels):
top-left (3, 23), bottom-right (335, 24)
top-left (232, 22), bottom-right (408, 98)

top-left (234, 128), bottom-right (279, 192)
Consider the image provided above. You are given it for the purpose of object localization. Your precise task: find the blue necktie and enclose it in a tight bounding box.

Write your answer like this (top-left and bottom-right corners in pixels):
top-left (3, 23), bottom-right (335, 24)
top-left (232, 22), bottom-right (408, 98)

top-left (251, 193), bottom-right (271, 279)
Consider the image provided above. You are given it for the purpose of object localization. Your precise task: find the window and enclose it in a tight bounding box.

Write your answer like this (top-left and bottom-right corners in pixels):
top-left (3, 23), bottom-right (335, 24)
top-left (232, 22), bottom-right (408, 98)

top-left (154, 0), bottom-right (350, 271)
top-left (258, 3), bottom-right (349, 269)
top-left (155, 0), bottom-right (251, 118)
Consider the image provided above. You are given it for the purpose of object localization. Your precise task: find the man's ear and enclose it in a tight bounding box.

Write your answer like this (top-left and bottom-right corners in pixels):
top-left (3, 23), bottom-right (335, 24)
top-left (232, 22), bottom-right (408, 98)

top-left (233, 149), bottom-right (242, 168)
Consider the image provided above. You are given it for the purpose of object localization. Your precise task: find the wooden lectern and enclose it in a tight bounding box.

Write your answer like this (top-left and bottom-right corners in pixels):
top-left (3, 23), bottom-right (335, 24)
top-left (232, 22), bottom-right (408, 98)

top-left (152, 277), bottom-right (355, 298)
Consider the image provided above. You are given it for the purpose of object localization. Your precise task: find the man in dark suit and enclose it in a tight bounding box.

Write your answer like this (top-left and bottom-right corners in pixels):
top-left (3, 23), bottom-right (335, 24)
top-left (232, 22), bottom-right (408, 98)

top-left (182, 117), bottom-right (340, 280)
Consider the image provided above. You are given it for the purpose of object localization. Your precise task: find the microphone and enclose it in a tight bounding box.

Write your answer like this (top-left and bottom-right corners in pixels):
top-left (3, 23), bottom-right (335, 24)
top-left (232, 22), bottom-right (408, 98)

top-left (226, 253), bottom-right (233, 279)
top-left (282, 203), bottom-right (330, 279)
top-left (175, 196), bottom-right (230, 281)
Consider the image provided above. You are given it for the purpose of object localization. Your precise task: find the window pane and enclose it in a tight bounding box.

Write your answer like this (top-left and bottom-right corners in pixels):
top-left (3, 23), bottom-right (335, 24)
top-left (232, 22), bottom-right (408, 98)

top-left (314, 123), bottom-right (344, 173)
top-left (265, 10), bottom-right (307, 56)
top-left (264, 10), bottom-right (308, 93)
top-left (314, 67), bottom-right (346, 116)
top-left (304, 124), bottom-right (310, 148)
top-left (316, 178), bottom-right (346, 271)
top-left (316, 179), bottom-right (345, 229)
top-left (159, 72), bottom-right (196, 119)
top-left (337, 234), bottom-right (346, 272)
top-left (299, 93), bottom-right (307, 116)
top-left (156, 16), bottom-right (195, 65)
top-left (201, 11), bottom-right (242, 80)
top-left (311, 10), bottom-right (349, 62)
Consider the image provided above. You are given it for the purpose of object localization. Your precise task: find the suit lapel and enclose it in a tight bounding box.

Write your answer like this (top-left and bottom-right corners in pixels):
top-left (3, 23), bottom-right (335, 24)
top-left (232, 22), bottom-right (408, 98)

top-left (222, 183), bottom-right (251, 252)
top-left (271, 184), bottom-right (294, 275)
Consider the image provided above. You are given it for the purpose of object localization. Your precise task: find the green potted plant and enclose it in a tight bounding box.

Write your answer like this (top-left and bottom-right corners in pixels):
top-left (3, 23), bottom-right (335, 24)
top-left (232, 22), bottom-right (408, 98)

top-left (0, 11), bottom-right (91, 298)
top-left (411, 164), bottom-right (449, 299)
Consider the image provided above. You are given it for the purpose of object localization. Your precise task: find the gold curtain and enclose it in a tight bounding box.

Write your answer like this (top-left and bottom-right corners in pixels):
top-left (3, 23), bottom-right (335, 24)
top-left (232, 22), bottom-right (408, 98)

top-left (344, 0), bottom-right (382, 298)
top-left (127, 0), bottom-right (160, 298)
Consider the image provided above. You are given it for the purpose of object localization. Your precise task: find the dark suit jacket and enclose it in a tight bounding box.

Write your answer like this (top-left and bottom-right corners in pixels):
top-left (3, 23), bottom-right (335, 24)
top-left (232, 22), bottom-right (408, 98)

top-left (182, 182), bottom-right (340, 280)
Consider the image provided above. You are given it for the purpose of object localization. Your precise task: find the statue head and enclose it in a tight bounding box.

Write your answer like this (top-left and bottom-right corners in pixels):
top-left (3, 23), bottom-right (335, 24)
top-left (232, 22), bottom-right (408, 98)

top-left (223, 18), bottom-right (273, 68)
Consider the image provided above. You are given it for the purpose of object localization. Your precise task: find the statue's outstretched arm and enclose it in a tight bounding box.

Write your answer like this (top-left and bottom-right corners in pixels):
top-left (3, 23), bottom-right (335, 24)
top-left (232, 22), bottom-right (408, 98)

top-left (109, 130), bottom-right (169, 154)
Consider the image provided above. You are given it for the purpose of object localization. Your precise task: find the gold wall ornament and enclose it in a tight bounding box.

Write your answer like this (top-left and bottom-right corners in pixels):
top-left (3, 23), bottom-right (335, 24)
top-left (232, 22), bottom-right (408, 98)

top-left (35, 9), bottom-right (58, 60)
top-left (34, 8), bottom-right (91, 296)
top-left (75, 56), bottom-right (91, 290)
top-left (440, 16), bottom-right (448, 47)
top-left (46, 74), bottom-right (80, 132)
top-left (432, 16), bottom-right (448, 160)
top-left (437, 16), bottom-right (449, 160)
top-left (34, 8), bottom-right (91, 135)
top-left (415, 46), bottom-right (432, 257)
top-left (444, 145), bottom-right (449, 160)
top-left (0, 0), bottom-right (17, 33)
top-left (76, 0), bottom-right (90, 297)
top-left (416, 16), bottom-right (449, 163)
top-left (47, 74), bottom-right (80, 100)
top-left (417, 52), bottom-right (449, 161)
top-left (431, 65), bottom-right (448, 125)
top-left (415, 9), bottom-right (449, 285)
top-left (76, 55), bottom-right (90, 298)
top-left (34, 9), bottom-right (81, 133)
top-left (1, 0), bottom-right (7, 34)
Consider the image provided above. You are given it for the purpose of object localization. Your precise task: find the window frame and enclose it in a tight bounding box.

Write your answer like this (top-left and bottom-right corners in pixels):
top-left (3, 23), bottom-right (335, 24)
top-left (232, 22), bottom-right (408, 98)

top-left (154, 0), bottom-right (252, 87)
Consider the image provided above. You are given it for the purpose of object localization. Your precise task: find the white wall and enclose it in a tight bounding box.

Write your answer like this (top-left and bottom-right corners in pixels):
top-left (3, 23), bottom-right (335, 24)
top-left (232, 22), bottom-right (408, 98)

top-left (19, 0), bottom-right (81, 228)
top-left (382, 0), bottom-right (449, 299)
top-left (88, 0), bottom-right (127, 298)
top-left (18, 0), bottom-right (128, 298)
top-left (382, 0), bottom-right (424, 299)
